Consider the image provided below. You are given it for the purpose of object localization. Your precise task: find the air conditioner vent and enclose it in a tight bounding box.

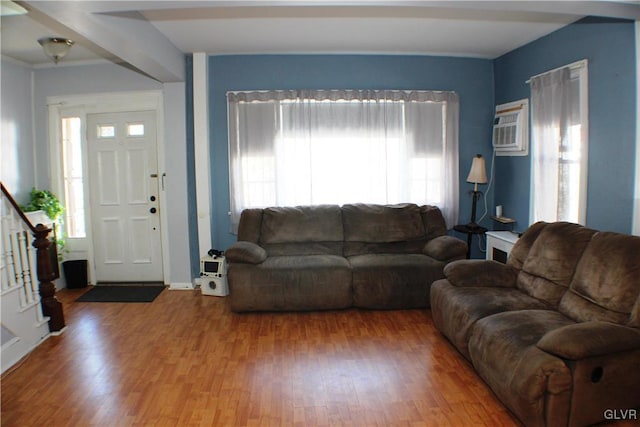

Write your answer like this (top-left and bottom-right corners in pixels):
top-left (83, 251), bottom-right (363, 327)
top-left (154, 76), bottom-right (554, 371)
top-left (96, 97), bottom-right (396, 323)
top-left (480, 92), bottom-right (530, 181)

top-left (493, 99), bottom-right (529, 156)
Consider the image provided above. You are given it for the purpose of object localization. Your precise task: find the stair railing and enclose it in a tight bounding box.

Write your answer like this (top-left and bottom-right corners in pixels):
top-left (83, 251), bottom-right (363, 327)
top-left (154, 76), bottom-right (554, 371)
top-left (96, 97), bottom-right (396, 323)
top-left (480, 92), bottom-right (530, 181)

top-left (1, 183), bottom-right (65, 332)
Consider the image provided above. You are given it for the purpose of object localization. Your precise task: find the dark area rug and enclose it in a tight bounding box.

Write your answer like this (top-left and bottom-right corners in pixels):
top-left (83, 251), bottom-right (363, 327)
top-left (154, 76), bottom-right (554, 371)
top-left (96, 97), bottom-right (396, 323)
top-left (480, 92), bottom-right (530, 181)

top-left (76, 285), bottom-right (165, 303)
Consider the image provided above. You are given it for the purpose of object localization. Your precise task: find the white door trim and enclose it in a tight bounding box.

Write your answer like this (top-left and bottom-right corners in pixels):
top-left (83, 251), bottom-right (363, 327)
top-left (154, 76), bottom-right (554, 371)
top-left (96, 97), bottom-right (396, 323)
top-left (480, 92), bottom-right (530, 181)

top-left (47, 90), bottom-right (170, 285)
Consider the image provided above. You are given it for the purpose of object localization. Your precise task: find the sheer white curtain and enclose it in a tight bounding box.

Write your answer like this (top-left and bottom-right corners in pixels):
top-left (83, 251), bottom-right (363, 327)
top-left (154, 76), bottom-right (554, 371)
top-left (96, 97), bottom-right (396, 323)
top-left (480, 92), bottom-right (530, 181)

top-left (228, 90), bottom-right (459, 232)
top-left (530, 64), bottom-right (587, 224)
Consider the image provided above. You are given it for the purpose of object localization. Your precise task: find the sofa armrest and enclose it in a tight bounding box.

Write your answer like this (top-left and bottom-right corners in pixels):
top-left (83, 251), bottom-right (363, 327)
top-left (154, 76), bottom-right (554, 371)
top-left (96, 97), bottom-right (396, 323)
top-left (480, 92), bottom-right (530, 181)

top-left (225, 241), bottom-right (267, 264)
top-left (443, 259), bottom-right (518, 288)
top-left (537, 322), bottom-right (640, 360)
top-left (423, 235), bottom-right (467, 262)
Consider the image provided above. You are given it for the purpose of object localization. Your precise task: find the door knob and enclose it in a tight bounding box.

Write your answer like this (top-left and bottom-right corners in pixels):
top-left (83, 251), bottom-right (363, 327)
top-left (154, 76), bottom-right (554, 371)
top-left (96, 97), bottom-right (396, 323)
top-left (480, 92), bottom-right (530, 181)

top-left (150, 207), bottom-right (157, 214)
top-left (150, 195), bottom-right (156, 202)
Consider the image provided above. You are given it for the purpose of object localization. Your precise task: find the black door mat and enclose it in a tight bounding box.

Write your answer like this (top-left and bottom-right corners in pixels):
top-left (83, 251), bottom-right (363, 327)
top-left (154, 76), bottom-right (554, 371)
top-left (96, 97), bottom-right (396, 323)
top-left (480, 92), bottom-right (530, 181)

top-left (76, 285), bottom-right (165, 303)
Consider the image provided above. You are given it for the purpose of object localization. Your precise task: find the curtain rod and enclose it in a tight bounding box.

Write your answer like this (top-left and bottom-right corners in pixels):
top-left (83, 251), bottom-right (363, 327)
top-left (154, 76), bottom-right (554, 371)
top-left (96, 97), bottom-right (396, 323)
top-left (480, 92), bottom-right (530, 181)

top-left (226, 89), bottom-right (457, 95)
top-left (525, 59), bottom-right (588, 84)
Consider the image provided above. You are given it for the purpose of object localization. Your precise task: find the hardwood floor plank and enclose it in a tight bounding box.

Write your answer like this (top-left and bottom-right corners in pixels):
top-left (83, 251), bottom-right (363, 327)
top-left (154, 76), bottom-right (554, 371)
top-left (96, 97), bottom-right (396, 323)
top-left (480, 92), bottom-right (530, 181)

top-left (2, 287), bottom-right (520, 426)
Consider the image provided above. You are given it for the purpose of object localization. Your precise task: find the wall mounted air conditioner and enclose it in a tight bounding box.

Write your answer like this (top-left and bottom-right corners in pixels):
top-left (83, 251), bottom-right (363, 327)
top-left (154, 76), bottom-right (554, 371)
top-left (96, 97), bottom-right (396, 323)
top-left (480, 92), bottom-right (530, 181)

top-left (493, 99), bottom-right (529, 156)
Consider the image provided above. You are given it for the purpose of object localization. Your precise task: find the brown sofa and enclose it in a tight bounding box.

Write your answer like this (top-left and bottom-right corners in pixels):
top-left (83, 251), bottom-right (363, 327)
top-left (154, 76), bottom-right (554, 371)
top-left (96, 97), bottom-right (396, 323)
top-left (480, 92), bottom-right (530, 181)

top-left (430, 221), bottom-right (640, 427)
top-left (225, 203), bottom-right (467, 312)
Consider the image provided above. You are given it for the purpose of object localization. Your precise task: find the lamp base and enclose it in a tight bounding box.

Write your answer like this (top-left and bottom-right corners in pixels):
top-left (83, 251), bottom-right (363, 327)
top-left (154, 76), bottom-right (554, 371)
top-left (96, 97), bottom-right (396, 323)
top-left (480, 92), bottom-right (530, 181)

top-left (468, 190), bottom-right (483, 229)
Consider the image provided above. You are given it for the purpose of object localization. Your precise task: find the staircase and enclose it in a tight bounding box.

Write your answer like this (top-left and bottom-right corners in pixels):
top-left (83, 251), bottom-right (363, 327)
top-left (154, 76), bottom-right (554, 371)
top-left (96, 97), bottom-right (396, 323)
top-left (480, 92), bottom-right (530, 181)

top-left (1, 283), bottom-right (50, 373)
top-left (1, 183), bottom-right (65, 374)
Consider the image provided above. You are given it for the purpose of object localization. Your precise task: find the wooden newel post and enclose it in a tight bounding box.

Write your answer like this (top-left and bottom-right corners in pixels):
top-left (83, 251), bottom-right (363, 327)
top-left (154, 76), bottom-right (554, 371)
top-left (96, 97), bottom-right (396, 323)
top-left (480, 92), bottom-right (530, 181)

top-left (33, 224), bottom-right (65, 332)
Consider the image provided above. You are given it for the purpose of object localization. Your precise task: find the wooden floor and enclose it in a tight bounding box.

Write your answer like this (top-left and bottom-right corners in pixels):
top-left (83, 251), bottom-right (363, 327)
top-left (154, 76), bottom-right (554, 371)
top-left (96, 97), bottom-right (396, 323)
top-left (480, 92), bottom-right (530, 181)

top-left (2, 287), bottom-right (520, 426)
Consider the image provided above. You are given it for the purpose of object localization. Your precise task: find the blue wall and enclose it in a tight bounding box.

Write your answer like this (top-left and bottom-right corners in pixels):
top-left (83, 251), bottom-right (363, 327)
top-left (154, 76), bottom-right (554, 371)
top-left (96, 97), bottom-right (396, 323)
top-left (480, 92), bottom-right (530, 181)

top-left (1, 59), bottom-right (36, 203)
top-left (192, 16), bottom-right (637, 268)
top-left (493, 17), bottom-right (637, 234)
top-left (207, 54), bottom-right (495, 251)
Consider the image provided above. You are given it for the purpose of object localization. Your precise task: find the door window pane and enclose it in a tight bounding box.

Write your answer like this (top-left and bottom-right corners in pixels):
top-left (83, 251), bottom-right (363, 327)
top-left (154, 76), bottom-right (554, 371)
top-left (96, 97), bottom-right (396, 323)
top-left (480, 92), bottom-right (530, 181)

top-left (98, 125), bottom-right (115, 138)
top-left (127, 123), bottom-right (145, 136)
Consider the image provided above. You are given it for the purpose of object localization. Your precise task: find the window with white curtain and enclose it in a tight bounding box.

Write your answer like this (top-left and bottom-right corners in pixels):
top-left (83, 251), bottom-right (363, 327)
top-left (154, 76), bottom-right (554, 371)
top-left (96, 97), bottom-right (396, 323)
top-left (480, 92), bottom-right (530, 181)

top-left (227, 90), bottom-right (459, 232)
top-left (530, 61), bottom-right (589, 225)
top-left (61, 116), bottom-right (86, 238)
top-left (227, 90), bottom-right (459, 231)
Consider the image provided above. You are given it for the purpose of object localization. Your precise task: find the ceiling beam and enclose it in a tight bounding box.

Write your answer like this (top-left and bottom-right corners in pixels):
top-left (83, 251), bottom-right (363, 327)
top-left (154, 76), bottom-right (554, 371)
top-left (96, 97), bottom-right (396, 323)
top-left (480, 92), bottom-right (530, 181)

top-left (433, 1), bottom-right (640, 20)
top-left (20, 1), bottom-right (185, 82)
top-left (66, 1), bottom-right (640, 20)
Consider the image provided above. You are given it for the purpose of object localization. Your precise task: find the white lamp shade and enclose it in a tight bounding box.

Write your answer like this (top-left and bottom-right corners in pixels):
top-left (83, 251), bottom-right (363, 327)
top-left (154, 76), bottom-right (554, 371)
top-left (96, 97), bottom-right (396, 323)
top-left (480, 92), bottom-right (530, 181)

top-left (466, 155), bottom-right (488, 184)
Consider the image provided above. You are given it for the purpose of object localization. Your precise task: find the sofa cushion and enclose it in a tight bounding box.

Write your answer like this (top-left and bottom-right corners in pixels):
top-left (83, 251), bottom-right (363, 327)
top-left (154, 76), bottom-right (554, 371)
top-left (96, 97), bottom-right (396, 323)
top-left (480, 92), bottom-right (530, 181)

top-left (430, 280), bottom-right (550, 359)
top-left (559, 231), bottom-right (640, 325)
top-left (236, 208), bottom-right (264, 243)
top-left (229, 255), bottom-right (352, 312)
top-left (507, 221), bottom-right (547, 270)
top-left (343, 240), bottom-right (426, 258)
top-left (420, 205), bottom-right (447, 240)
top-left (225, 241), bottom-right (267, 264)
top-left (342, 203), bottom-right (425, 243)
top-left (423, 236), bottom-right (467, 262)
top-left (537, 321), bottom-right (640, 360)
top-left (349, 253), bottom-right (442, 309)
top-left (516, 222), bottom-right (597, 307)
top-left (443, 259), bottom-right (518, 288)
top-left (260, 205), bottom-right (343, 244)
top-left (261, 242), bottom-right (344, 257)
top-left (469, 310), bottom-right (575, 427)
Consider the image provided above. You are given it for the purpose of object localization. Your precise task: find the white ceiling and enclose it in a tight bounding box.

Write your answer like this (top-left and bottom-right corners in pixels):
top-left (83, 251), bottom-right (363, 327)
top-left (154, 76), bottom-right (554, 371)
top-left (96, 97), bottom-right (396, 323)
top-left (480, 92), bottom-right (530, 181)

top-left (2, 1), bottom-right (640, 82)
top-left (141, 5), bottom-right (578, 57)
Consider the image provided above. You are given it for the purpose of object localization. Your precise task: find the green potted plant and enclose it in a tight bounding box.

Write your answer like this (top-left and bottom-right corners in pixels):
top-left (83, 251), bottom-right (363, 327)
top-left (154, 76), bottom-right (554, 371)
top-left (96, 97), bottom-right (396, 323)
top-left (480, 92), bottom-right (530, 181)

top-left (21, 188), bottom-right (65, 223)
top-left (21, 188), bottom-right (66, 280)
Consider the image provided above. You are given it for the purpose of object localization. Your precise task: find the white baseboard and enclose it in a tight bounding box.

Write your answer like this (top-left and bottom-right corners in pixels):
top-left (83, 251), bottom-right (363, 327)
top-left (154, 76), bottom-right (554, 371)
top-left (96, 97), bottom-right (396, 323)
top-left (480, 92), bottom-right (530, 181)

top-left (169, 282), bottom-right (195, 290)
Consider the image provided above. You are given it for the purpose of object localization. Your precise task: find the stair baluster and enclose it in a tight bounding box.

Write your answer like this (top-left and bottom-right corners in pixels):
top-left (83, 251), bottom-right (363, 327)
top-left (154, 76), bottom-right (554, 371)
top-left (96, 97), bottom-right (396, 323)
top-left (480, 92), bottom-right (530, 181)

top-left (1, 212), bottom-right (18, 291)
top-left (18, 229), bottom-right (35, 305)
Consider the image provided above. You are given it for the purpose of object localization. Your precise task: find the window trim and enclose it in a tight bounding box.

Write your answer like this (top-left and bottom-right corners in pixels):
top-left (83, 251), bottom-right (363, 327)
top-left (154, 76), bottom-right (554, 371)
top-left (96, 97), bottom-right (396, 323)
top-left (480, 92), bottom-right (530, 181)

top-left (634, 21), bottom-right (640, 236)
top-left (576, 62), bottom-right (590, 226)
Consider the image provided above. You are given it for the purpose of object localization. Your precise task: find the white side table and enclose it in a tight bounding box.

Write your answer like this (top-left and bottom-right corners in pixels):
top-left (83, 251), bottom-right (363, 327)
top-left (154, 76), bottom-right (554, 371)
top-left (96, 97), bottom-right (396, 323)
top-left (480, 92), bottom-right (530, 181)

top-left (486, 231), bottom-right (519, 264)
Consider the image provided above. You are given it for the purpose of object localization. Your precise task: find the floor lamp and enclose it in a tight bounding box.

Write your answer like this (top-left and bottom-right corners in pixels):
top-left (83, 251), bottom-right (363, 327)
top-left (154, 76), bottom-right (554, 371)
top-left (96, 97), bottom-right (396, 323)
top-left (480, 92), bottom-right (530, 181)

top-left (466, 154), bottom-right (488, 229)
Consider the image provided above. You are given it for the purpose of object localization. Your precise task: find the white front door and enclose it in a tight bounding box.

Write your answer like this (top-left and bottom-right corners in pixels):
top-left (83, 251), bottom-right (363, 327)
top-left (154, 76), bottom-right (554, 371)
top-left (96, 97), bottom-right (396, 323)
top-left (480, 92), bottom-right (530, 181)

top-left (87, 111), bottom-right (163, 282)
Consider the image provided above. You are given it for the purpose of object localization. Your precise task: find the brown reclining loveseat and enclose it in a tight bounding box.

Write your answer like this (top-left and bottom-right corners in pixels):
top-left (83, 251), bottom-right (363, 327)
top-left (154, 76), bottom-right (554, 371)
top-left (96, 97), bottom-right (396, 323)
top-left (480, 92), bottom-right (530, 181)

top-left (431, 221), bottom-right (640, 427)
